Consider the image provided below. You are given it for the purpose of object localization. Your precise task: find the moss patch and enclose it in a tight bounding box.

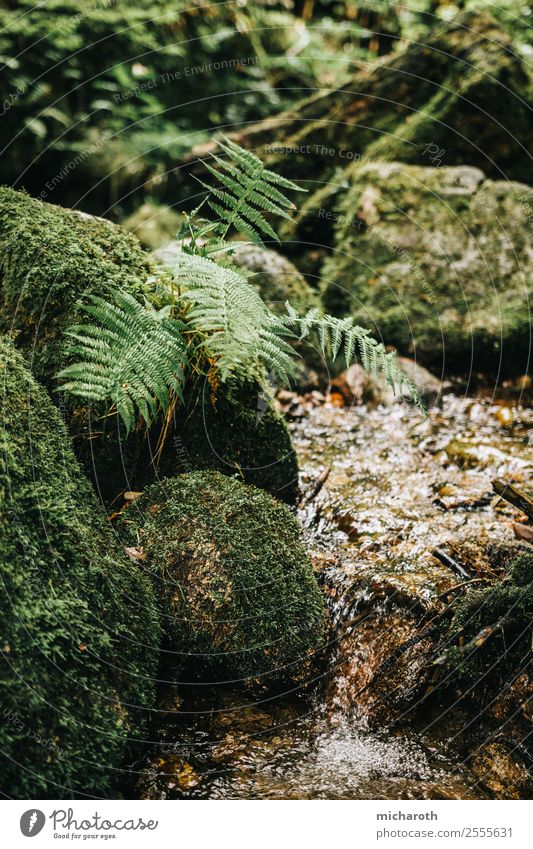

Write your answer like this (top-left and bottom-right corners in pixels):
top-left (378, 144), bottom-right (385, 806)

top-left (155, 377), bottom-right (300, 504)
top-left (120, 471), bottom-right (328, 690)
top-left (0, 336), bottom-right (160, 798)
top-left (0, 187), bottom-right (151, 383)
top-left (320, 163), bottom-right (533, 376)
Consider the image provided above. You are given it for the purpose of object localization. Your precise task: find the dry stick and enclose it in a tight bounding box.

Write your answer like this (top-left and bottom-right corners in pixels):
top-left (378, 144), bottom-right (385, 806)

top-left (299, 465), bottom-right (331, 507)
top-left (492, 478), bottom-right (533, 520)
top-left (437, 578), bottom-right (486, 599)
top-left (434, 615), bottom-right (510, 667)
top-left (432, 548), bottom-right (471, 580)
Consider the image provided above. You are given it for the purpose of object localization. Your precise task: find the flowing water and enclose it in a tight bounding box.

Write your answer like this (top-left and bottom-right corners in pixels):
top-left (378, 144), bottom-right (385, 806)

top-left (136, 390), bottom-right (533, 799)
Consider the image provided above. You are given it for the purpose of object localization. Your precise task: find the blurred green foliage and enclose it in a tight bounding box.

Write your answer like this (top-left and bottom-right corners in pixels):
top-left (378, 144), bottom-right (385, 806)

top-left (0, 0), bottom-right (529, 212)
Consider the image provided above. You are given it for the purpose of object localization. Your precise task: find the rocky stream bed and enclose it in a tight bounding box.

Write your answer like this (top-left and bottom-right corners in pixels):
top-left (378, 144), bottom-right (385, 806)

top-left (135, 386), bottom-right (533, 800)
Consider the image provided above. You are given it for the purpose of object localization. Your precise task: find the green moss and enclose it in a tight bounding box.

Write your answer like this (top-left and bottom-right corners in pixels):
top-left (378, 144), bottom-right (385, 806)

top-left (119, 471), bottom-right (327, 690)
top-left (441, 552), bottom-right (532, 700)
top-left (167, 377), bottom-right (300, 504)
top-left (320, 163), bottom-right (533, 375)
top-left (0, 190), bottom-right (300, 506)
top-left (0, 336), bottom-right (160, 798)
top-left (0, 187), bottom-right (151, 383)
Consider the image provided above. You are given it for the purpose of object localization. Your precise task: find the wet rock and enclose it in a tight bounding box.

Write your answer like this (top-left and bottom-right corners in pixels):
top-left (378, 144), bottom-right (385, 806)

top-left (228, 242), bottom-right (319, 313)
top-left (120, 471), bottom-right (328, 692)
top-left (122, 202), bottom-right (181, 252)
top-left (472, 743), bottom-right (531, 799)
top-left (444, 438), bottom-right (530, 472)
top-left (329, 364), bottom-right (367, 406)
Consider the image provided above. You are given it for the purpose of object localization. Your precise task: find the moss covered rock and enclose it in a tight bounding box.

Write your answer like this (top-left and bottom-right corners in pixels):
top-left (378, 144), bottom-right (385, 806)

top-left (120, 471), bottom-right (327, 690)
top-left (122, 202), bottom-right (182, 252)
top-left (228, 243), bottom-right (319, 312)
top-left (155, 377), bottom-right (300, 504)
top-left (0, 187), bottom-right (151, 382)
top-left (320, 162), bottom-right (533, 375)
top-left (0, 187), bottom-right (155, 505)
top-left (0, 189), bottom-right (301, 506)
top-left (0, 336), bottom-right (160, 798)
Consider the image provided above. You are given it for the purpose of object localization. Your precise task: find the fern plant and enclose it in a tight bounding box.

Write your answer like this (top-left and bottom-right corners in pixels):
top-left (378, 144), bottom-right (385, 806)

top-left (57, 292), bottom-right (188, 433)
top-left (57, 139), bottom-right (423, 428)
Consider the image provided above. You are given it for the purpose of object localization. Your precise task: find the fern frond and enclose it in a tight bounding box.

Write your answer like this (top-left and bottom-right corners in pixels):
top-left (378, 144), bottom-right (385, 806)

top-left (175, 252), bottom-right (295, 382)
top-left (278, 305), bottom-right (425, 410)
top-left (57, 292), bottom-right (189, 432)
top-left (197, 136), bottom-right (303, 244)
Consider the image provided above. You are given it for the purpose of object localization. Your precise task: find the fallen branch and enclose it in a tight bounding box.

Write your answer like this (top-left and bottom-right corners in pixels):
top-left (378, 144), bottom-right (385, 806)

top-left (433, 615), bottom-right (510, 666)
top-left (437, 578), bottom-right (486, 599)
top-left (299, 465), bottom-right (331, 507)
top-left (492, 479), bottom-right (533, 520)
top-left (432, 548), bottom-right (471, 580)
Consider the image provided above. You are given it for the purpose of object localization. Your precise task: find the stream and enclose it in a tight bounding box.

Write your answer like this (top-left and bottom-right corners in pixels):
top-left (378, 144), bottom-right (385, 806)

top-left (135, 387), bottom-right (533, 800)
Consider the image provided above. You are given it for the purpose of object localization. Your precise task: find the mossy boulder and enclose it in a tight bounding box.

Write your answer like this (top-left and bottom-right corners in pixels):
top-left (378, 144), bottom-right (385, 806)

top-left (0, 336), bottom-right (160, 798)
top-left (320, 162), bottom-right (533, 376)
top-left (120, 471), bottom-right (328, 690)
top-left (122, 202), bottom-right (182, 252)
top-left (228, 243), bottom-right (319, 311)
top-left (0, 189), bottom-right (300, 506)
top-left (0, 187), bottom-right (151, 383)
top-left (155, 377), bottom-right (300, 504)
top-left (0, 187), bottom-right (155, 504)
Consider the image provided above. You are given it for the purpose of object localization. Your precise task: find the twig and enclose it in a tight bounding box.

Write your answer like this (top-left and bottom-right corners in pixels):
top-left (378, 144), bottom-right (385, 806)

top-left (299, 465), bottom-right (331, 507)
top-left (492, 478), bottom-right (533, 520)
top-left (437, 578), bottom-right (486, 599)
top-left (432, 548), bottom-right (471, 580)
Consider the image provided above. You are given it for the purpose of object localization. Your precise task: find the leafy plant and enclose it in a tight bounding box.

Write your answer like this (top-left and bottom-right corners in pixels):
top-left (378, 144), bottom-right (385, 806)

top-left (57, 139), bottom-right (423, 428)
top-left (57, 291), bottom-right (188, 432)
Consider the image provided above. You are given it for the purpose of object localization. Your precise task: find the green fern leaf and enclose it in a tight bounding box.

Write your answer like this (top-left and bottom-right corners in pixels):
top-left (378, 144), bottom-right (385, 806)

top-left (57, 292), bottom-right (188, 432)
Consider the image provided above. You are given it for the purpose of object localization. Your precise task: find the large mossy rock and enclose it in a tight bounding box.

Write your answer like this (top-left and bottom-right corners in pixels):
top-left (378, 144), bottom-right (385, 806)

top-left (0, 336), bottom-right (160, 798)
top-left (120, 471), bottom-right (328, 691)
top-left (0, 187), bottom-right (154, 505)
top-left (0, 187), bottom-right (151, 383)
top-left (320, 162), bottom-right (533, 376)
top-left (156, 377), bottom-right (300, 504)
top-left (0, 189), bottom-right (299, 505)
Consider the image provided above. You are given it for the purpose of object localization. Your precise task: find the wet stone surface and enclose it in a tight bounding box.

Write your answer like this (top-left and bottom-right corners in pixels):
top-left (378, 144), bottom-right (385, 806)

top-left (135, 392), bottom-right (533, 799)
